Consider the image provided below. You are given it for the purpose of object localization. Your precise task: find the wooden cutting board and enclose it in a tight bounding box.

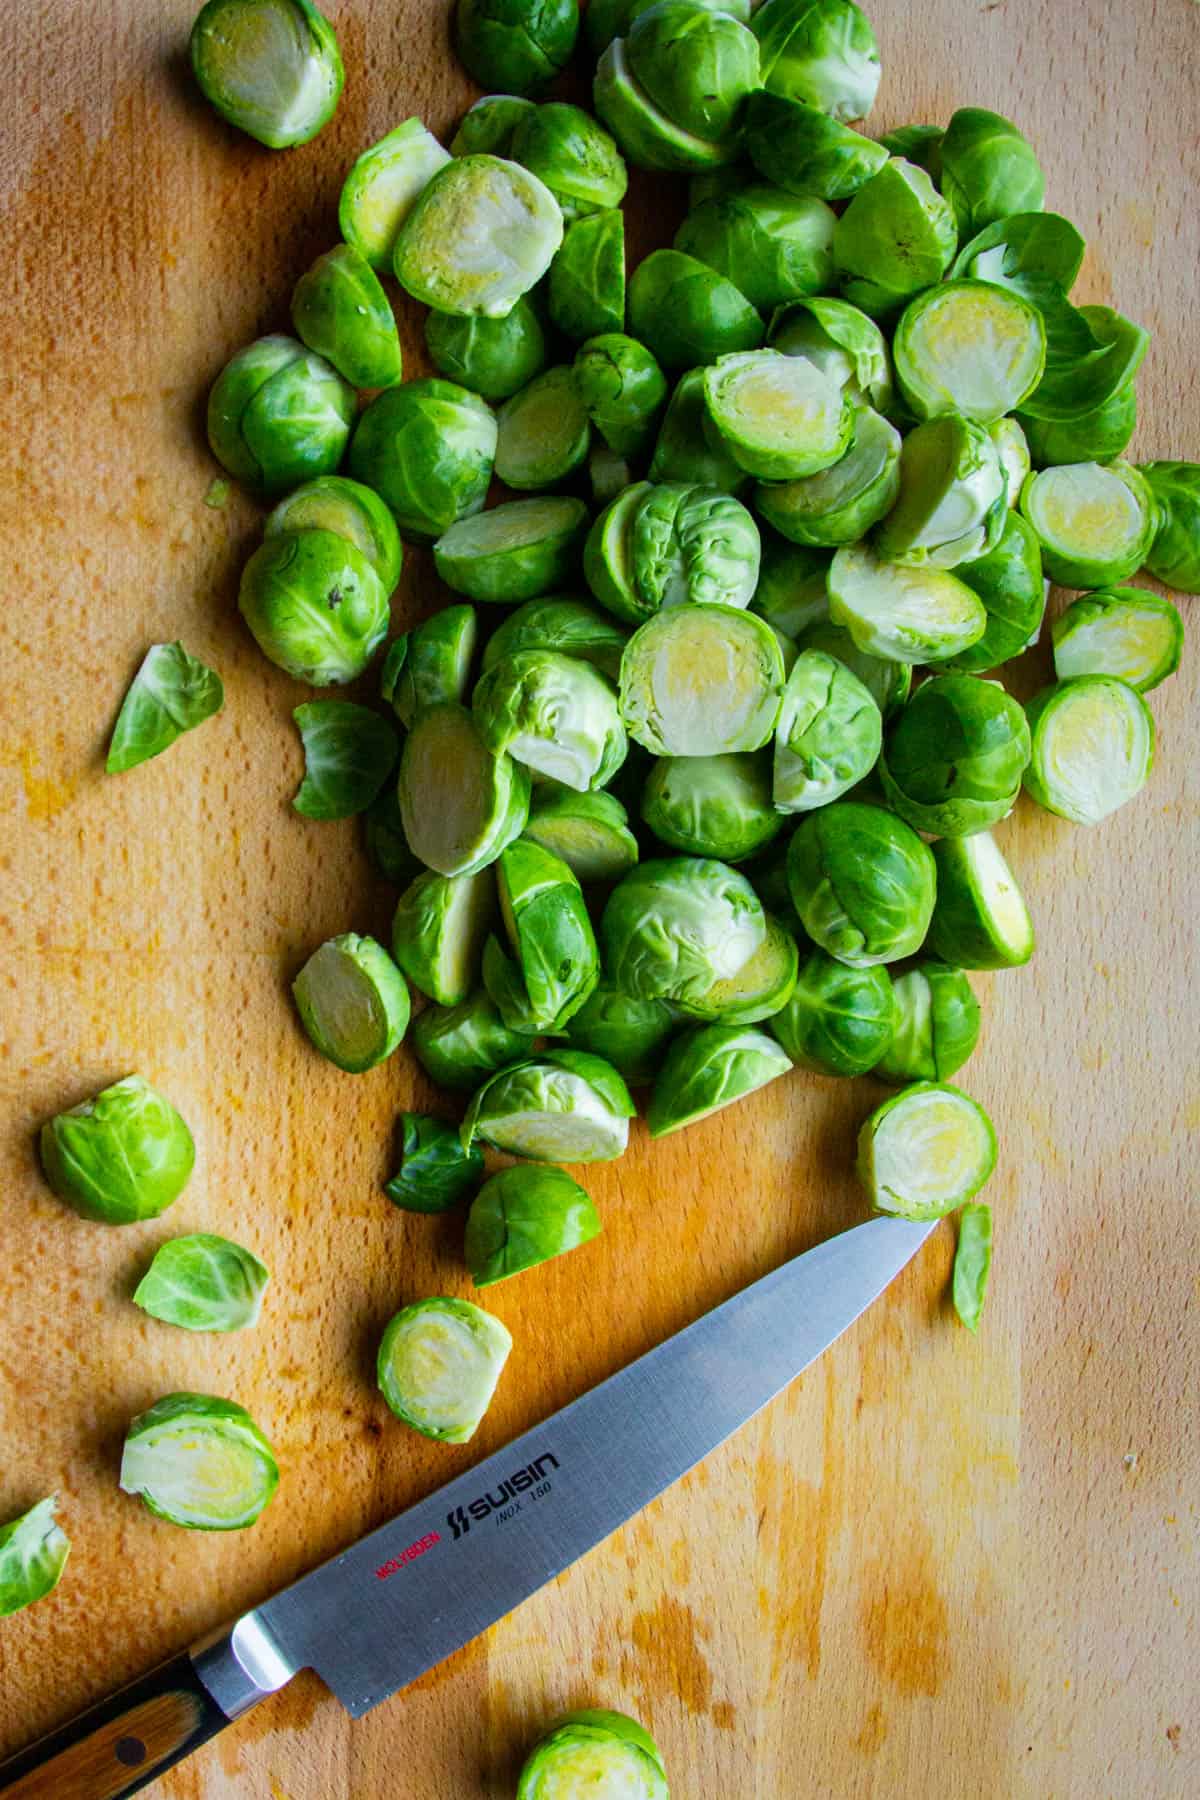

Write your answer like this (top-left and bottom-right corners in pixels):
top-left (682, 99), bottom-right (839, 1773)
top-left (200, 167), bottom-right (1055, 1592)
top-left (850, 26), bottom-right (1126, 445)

top-left (1, 1), bottom-right (1196, 1794)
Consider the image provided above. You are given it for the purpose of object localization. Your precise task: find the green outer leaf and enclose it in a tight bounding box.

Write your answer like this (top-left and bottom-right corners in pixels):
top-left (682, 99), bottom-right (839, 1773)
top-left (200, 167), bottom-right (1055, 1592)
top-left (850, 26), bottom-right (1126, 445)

top-left (384, 1114), bottom-right (485, 1213)
top-left (1140, 460), bottom-right (1200, 594)
top-left (465, 1165), bottom-right (601, 1288)
top-left (0, 1498), bottom-right (70, 1617)
top-left (107, 643), bottom-right (223, 774)
top-left (953, 1201), bottom-right (992, 1332)
top-left (292, 701), bottom-right (399, 820)
top-left (133, 1233), bottom-right (270, 1332)
top-left (120, 1392), bottom-right (279, 1530)
top-left (949, 210), bottom-right (1085, 290)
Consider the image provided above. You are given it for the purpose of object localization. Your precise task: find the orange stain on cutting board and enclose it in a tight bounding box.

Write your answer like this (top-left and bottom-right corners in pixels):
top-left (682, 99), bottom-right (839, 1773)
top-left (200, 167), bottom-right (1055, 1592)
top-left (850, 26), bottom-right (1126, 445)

top-left (857, 1520), bottom-right (950, 1698)
top-left (3, 745), bottom-right (79, 822)
top-left (755, 1359), bottom-right (844, 1682)
top-left (625, 1595), bottom-right (713, 1716)
top-left (851, 1702), bottom-right (889, 1756)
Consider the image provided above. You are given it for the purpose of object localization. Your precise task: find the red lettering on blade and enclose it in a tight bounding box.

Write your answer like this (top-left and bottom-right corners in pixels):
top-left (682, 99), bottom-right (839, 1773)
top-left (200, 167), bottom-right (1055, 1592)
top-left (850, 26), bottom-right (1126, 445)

top-left (374, 1531), bottom-right (441, 1580)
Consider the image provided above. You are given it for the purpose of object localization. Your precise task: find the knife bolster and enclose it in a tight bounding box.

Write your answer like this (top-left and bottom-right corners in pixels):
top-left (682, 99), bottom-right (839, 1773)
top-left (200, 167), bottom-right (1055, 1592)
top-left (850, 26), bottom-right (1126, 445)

top-left (191, 1610), bottom-right (297, 1720)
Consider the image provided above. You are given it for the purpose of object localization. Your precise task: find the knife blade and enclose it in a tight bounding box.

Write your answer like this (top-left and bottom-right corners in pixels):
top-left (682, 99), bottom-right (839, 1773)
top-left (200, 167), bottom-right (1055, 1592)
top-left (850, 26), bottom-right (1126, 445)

top-left (0, 1215), bottom-right (933, 1798)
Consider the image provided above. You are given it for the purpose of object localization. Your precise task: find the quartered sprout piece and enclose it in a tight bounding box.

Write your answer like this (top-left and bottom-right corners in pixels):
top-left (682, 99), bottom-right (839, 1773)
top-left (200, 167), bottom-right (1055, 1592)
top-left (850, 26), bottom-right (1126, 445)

top-left (393, 155), bottom-right (563, 317)
top-left (496, 367), bottom-right (592, 489)
top-left (482, 597), bottom-right (628, 684)
top-left (1023, 677), bottom-right (1154, 826)
top-left (704, 350), bottom-right (854, 482)
top-left (928, 830), bottom-right (1034, 969)
top-left (463, 1049), bottom-right (633, 1162)
top-left (349, 380), bottom-right (497, 544)
top-left (120, 1393), bottom-right (279, 1530)
top-left (772, 648), bottom-right (882, 813)
top-left (239, 530), bottom-right (391, 684)
top-left (385, 1115), bottom-right (485, 1215)
top-left (642, 751), bottom-right (783, 862)
top-left (857, 1082), bottom-right (997, 1220)
top-left (524, 789), bottom-right (640, 882)
top-left (745, 91), bottom-right (887, 201)
top-left (398, 704), bottom-right (530, 876)
top-left (107, 643), bottom-right (223, 775)
top-left (466, 1166), bottom-right (602, 1288)
top-left (564, 983), bottom-right (678, 1085)
top-left (770, 950), bottom-right (895, 1078)
top-left (265, 475), bottom-right (403, 591)
top-left (391, 867), bottom-right (495, 1006)
top-left (133, 1234), bottom-right (271, 1333)
top-left (377, 1298), bottom-right (511, 1442)
top-left (390, 606), bottom-right (478, 726)
top-left (292, 701), bottom-right (399, 819)
top-left (411, 990), bottom-right (531, 1092)
top-left (828, 542), bottom-right (986, 665)
top-left (208, 335), bottom-right (354, 492)
top-left (786, 800), bottom-right (936, 968)
top-left (880, 673), bottom-right (1031, 837)
top-left (517, 1708), bottom-right (670, 1800)
top-left (600, 856), bottom-right (766, 1004)
top-left (833, 158), bottom-right (957, 317)
top-left (339, 118), bottom-right (452, 270)
top-left (426, 298), bottom-right (548, 403)
top-left (190, 0), bottom-right (343, 148)
top-left (40, 1075), bottom-right (195, 1225)
top-left (1139, 460), bottom-right (1200, 593)
top-left (619, 604), bottom-right (785, 755)
top-left (647, 1023), bottom-right (792, 1137)
top-left (293, 933), bottom-right (410, 1070)
top-left (679, 912), bottom-right (800, 1026)
top-left (1020, 460), bottom-right (1157, 588)
top-left (873, 963), bottom-right (981, 1086)
top-left (873, 412), bottom-right (1007, 569)
top-left (0, 1498), bottom-right (70, 1617)
top-left (1051, 588), bottom-right (1183, 693)
top-left (755, 405), bottom-right (901, 549)
top-left (894, 281), bottom-right (1045, 424)
top-left (485, 838), bottom-right (600, 1032)
top-left (435, 499), bottom-right (590, 604)
top-left (474, 650), bottom-right (626, 791)
top-left (291, 245), bottom-right (403, 390)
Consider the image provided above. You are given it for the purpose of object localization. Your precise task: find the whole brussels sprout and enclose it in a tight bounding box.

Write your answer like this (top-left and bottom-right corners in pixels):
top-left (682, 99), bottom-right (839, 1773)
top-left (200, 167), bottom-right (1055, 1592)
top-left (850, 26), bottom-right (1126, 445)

top-left (377, 1298), bottom-right (510, 1440)
top-left (1139, 460), bottom-right (1200, 592)
top-left (451, 94), bottom-right (537, 157)
top-left (627, 249), bottom-right (764, 370)
top-left (752, 0), bottom-right (880, 122)
top-left (412, 990), bottom-right (532, 1091)
top-left (880, 674), bottom-right (1032, 837)
top-left (1051, 587), bottom-right (1184, 693)
top-left (787, 801), bottom-right (936, 966)
top-left (516, 1709), bottom-right (669, 1800)
top-left (483, 838), bottom-right (601, 1030)
top-left (649, 368), bottom-right (751, 493)
top-left (1023, 676), bottom-right (1154, 827)
top-left (348, 379), bottom-right (497, 543)
top-left (473, 650), bottom-right (627, 791)
top-left (207, 335), bottom-right (354, 492)
top-left (548, 209), bottom-right (627, 341)
top-left (647, 1022), bottom-right (792, 1136)
top-left (620, 605), bottom-right (784, 755)
top-left (894, 281), bottom-right (1046, 425)
top-left (425, 298), bottom-right (548, 402)
top-left (744, 92), bottom-right (888, 200)
top-left (463, 1048), bottom-right (634, 1162)
top-left (190, 0), bottom-right (343, 149)
top-left (754, 405), bottom-right (901, 548)
top-left (574, 334), bottom-right (668, 459)
top-left (946, 511), bottom-right (1045, 675)
top-left (453, 0), bottom-right (580, 94)
top-left (238, 530), bottom-right (390, 684)
top-left (772, 648), bottom-right (882, 812)
top-left (874, 962), bottom-right (981, 1085)
top-left (40, 1075), bottom-right (195, 1225)
top-left (510, 101), bottom-right (628, 219)
top-left (642, 752), bottom-right (783, 861)
top-left (768, 296), bottom-right (894, 415)
top-left (465, 1165), bottom-right (602, 1285)
top-left (857, 1081), bottom-right (997, 1219)
top-left (393, 156), bottom-right (563, 317)
top-left (1019, 460), bottom-right (1157, 589)
top-left (938, 107), bottom-right (1045, 239)
top-left (873, 413), bottom-right (1007, 570)
top-left (833, 158), bottom-right (957, 318)
top-left (265, 475), bottom-right (402, 591)
top-left (290, 245), bottom-right (403, 389)
top-left (482, 596), bottom-right (628, 684)
top-left (340, 119), bottom-right (452, 269)
top-left (675, 186), bottom-right (836, 311)
top-left (770, 949), bottom-right (894, 1076)
top-left (601, 856), bottom-right (766, 1002)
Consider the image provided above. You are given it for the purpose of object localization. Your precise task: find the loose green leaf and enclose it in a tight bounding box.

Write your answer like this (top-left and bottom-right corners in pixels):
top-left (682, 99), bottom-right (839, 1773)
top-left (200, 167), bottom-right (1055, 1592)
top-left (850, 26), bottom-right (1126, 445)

top-left (106, 643), bottom-right (224, 774)
top-left (952, 1202), bottom-right (992, 1331)
top-left (384, 1114), bottom-right (485, 1214)
top-left (0, 1498), bottom-right (70, 1617)
top-left (133, 1233), bottom-right (270, 1332)
top-left (292, 701), bottom-right (399, 819)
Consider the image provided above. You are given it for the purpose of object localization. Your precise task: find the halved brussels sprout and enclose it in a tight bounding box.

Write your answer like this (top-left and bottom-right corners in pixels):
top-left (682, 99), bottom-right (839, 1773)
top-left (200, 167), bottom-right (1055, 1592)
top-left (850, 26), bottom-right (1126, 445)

top-left (339, 119), bottom-right (451, 269)
top-left (772, 648), bottom-right (882, 812)
top-left (787, 800), bottom-right (936, 966)
top-left (939, 107), bottom-right (1045, 238)
top-left (454, 0), bottom-right (580, 93)
top-left (425, 298), bottom-right (548, 403)
top-left (880, 674), bottom-right (1031, 837)
top-left (393, 155), bottom-right (563, 317)
top-left (833, 158), bottom-right (957, 318)
top-left (744, 91), bottom-right (887, 200)
top-left (40, 1076), bottom-right (194, 1225)
top-left (1023, 676), bottom-right (1154, 826)
top-left (752, 536), bottom-right (830, 639)
top-left (291, 245), bottom-right (402, 389)
top-left (650, 367), bottom-right (750, 492)
top-left (989, 416), bottom-right (1032, 508)
top-left (207, 335), bottom-right (354, 492)
top-left (549, 209), bottom-right (627, 342)
top-left (474, 651), bottom-right (626, 791)
top-left (120, 1394), bottom-right (279, 1530)
top-left (0, 1498), bottom-right (70, 1617)
top-left (488, 837), bottom-right (601, 1031)
top-left (797, 616), bottom-right (911, 716)
top-left (399, 705), bottom-right (530, 876)
top-left (947, 510), bottom-right (1045, 674)
top-left (483, 597), bottom-right (628, 683)
top-left (390, 606), bottom-right (477, 727)
top-left (704, 350), bottom-right (855, 482)
top-left (601, 856), bottom-right (765, 1002)
top-left (648, 1022), bottom-right (792, 1136)
top-left (452, 94), bottom-right (537, 157)
top-left (496, 367), bottom-right (592, 489)
top-left (878, 122), bottom-right (943, 176)
top-left (755, 405), bottom-right (901, 547)
top-left (585, 480), bottom-right (653, 619)
top-left (526, 790), bottom-right (640, 884)
top-left (574, 334), bottom-right (668, 458)
top-left (620, 604), bottom-right (785, 755)
top-left (768, 296), bottom-right (893, 415)
top-left (1020, 460), bottom-right (1157, 588)
top-left (874, 413), bottom-right (1007, 569)
top-left (466, 1165), bottom-right (602, 1286)
top-left (874, 962), bottom-right (980, 1086)
top-left (464, 1048), bottom-right (634, 1161)
top-left (752, 0), bottom-right (878, 119)
top-left (106, 642), bottom-right (224, 776)
top-left (595, 4), bottom-right (760, 172)
top-left (828, 542), bottom-right (986, 664)
top-left (239, 531), bottom-right (390, 684)
top-left (437, 502), bottom-right (590, 610)
top-left (679, 911), bottom-right (799, 1025)
top-left (349, 380), bottom-right (497, 544)
top-left (265, 475), bottom-right (403, 591)
top-left (927, 829), bottom-right (1034, 969)
top-left (858, 1082), bottom-right (997, 1219)
top-left (627, 249), bottom-right (764, 371)
top-left (517, 1709), bottom-right (669, 1800)
top-left (412, 989), bottom-right (532, 1092)
top-left (293, 933), bottom-right (410, 1070)
top-left (770, 949), bottom-right (893, 1076)
top-left (1051, 587), bottom-right (1183, 693)
top-left (1022, 383), bottom-right (1136, 469)
top-left (953, 1200), bottom-right (992, 1332)
top-left (676, 187), bottom-right (836, 311)
top-left (291, 700), bottom-right (399, 820)
top-left (564, 983), bottom-right (677, 1083)
top-left (133, 1234), bottom-right (270, 1333)
top-left (594, 36), bottom-right (737, 174)
top-left (391, 867), bottom-right (495, 1004)
top-left (378, 1298), bottom-right (511, 1442)
top-left (642, 751), bottom-right (783, 860)
top-left (510, 101), bottom-right (628, 219)
top-left (1139, 460), bottom-right (1200, 592)
top-left (586, 481), bottom-right (761, 622)
top-left (190, 0), bottom-right (343, 149)
top-left (894, 281), bottom-right (1046, 425)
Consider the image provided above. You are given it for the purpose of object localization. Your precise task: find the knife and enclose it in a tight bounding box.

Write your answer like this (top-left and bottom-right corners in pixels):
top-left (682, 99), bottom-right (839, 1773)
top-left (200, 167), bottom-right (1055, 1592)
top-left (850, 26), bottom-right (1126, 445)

top-left (0, 1214), bottom-right (934, 1798)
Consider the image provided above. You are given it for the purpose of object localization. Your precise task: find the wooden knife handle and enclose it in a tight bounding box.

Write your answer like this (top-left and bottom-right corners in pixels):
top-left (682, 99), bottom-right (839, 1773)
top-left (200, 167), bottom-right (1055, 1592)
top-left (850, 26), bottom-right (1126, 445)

top-left (0, 1650), bottom-right (230, 1799)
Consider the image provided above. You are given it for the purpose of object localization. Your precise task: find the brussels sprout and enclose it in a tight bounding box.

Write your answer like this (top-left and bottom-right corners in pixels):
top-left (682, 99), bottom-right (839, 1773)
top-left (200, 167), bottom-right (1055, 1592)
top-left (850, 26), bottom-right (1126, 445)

top-left (293, 932), bottom-right (410, 1070)
top-left (796, 616), bottom-right (910, 717)
top-left (398, 707), bottom-right (529, 878)
top-left (393, 156), bottom-right (563, 317)
top-left (290, 245), bottom-right (402, 390)
top-left (649, 369), bottom-right (748, 492)
top-left (601, 856), bottom-right (765, 1002)
top-left (483, 597), bottom-right (629, 683)
top-left (190, 0), bottom-right (343, 148)
top-left (878, 123), bottom-right (944, 178)
top-left (392, 867), bottom-right (495, 1004)
top-left (744, 92), bottom-right (887, 200)
top-left (769, 949), bottom-right (893, 1076)
top-left (517, 1709), bottom-right (669, 1800)
top-left (525, 789), bottom-right (640, 884)
top-left (563, 983), bottom-right (677, 1083)
top-left (265, 475), bottom-right (403, 590)
top-left (627, 250), bottom-right (764, 371)
top-left (949, 207), bottom-right (1084, 291)
top-left (772, 648), bottom-right (881, 812)
top-left (621, 605), bottom-right (785, 755)
top-left (133, 1235), bottom-right (270, 1333)
top-left (391, 607), bottom-right (478, 728)
top-left (292, 701), bottom-right (399, 818)
top-left (40, 1075), bottom-right (194, 1226)
top-left (953, 1201), bottom-right (992, 1333)
top-left (549, 209), bottom-right (627, 341)
top-left (768, 296), bottom-right (894, 416)
top-left (880, 674), bottom-right (1031, 837)
top-left (648, 1022), bottom-right (792, 1136)
top-left (704, 350), bottom-right (854, 484)
top-left (510, 102), bottom-right (628, 220)
top-left (622, 3), bottom-right (760, 145)
top-left (1022, 383), bottom-right (1137, 469)
top-left (495, 367), bottom-right (592, 489)
top-left (1020, 460), bottom-right (1157, 589)
top-left (363, 783), bottom-right (422, 886)
top-left (207, 335), bottom-right (354, 492)
top-left (1051, 587), bottom-right (1183, 693)
top-left (589, 442), bottom-right (635, 505)
top-left (875, 413), bottom-right (1007, 569)
top-left (454, 0), bottom-right (580, 93)
top-left (752, 0), bottom-right (880, 121)
top-left (828, 542), bottom-right (986, 665)
top-left (1021, 302), bottom-right (1149, 431)
top-left (425, 299), bottom-right (548, 403)
top-left (1139, 461), bottom-right (1200, 593)
top-left (0, 1498), bottom-right (70, 1618)
top-left (939, 107), bottom-right (1045, 239)
top-left (688, 162), bottom-right (754, 208)
top-left (413, 990), bottom-right (531, 1091)
top-left (120, 1393), bottom-right (279, 1530)
top-left (755, 405), bottom-right (902, 547)
top-left (833, 159), bottom-right (957, 318)
top-left (474, 651), bottom-right (626, 794)
top-left (451, 94), bottom-right (537, 157)
top-left (586, 481), bottom-right (761, 623)
top-left (676, 187), bottom-right (836, 312)
top-left (858, 1081), bottom-right (997, 1219)
top-left (927, 829), bottom-right (1034, 969)
top-left (106, 643), bottom-right (223, 775)
top-left (787, 801), bottom-right (936, 967)
top-left (642, 752), bottom-right (782, 861)
top-left (752, 536), bottom-right (830, 639)
top-left (594, 37), bottom-right (737, 175)
top-left (588, 0), bottom-right (751, 55)
top-left (946, 510), bottom-right (1045, 674)
top-left (1023, 676), bottom-right (1154, 827)
top-left (348, 380), bottom-right (497, 543)
top-left (436, 501), bottom-right (590, 608)
top-left (385, 1115), bottom-right (486, 1214)
top-left (574, 334), bottom-right (668, 459)
top-left (483, 838), bottom-right (600, 1029)
top-left (377, 1298), bottom-right (511, 1442)
top-left (338, 118), bottom-right (452, 271)
top-left (240, 532), bottom-right (390, 685)
top-left (989, 417), bottom-right (1032, 508)
top-left (874, 961), bottom-right (980, 1086)
top-left (466, 1165), bottom-right (602, 1285)
top-left (894, 281), bottom-right (1046, 426)
top-left (464, 1048), bottom-right (634, 1161)
top-left (679, 912), bottom-right (800, 1025)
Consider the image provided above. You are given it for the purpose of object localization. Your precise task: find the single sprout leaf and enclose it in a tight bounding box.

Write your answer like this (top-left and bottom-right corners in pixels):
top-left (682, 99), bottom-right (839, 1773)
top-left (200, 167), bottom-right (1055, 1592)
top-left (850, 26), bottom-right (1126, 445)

top-left (385, 1114), bottom-right (485, 1214)
top-left (292, 701), bottom-right (399, 820)
top-left (953, 1201), bottom-right (993, 1332)
top-left (204, 477), bottom-right (230, 509)
top-left (120, 1393), bottom-right (279, 1530)
top-left (106, 644), bottom-right (223, 774)
top-left (0, 1498), bottom-right (71, 1617)
top-left (378, 1298), bottom-right (512, 1441)
top-left (133, 1234), bottom-right (270, 1333)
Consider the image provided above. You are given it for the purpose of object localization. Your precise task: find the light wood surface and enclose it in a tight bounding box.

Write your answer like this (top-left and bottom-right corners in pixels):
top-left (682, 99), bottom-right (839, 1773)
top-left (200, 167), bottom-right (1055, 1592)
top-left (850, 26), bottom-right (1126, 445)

top-left (1, 2), bottom-right (1197, 1794)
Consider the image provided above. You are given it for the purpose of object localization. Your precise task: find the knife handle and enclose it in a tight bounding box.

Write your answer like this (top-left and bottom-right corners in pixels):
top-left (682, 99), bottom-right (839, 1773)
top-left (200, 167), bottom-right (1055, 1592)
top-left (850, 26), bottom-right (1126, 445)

top-left (0, 1650), bottom-right (230, 1799)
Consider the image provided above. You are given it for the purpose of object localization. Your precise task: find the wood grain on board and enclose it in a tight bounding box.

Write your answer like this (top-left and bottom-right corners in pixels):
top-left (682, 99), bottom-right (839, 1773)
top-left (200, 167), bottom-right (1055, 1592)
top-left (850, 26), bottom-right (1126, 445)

top-left (0, 2), bottom-right (1197, 1795)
